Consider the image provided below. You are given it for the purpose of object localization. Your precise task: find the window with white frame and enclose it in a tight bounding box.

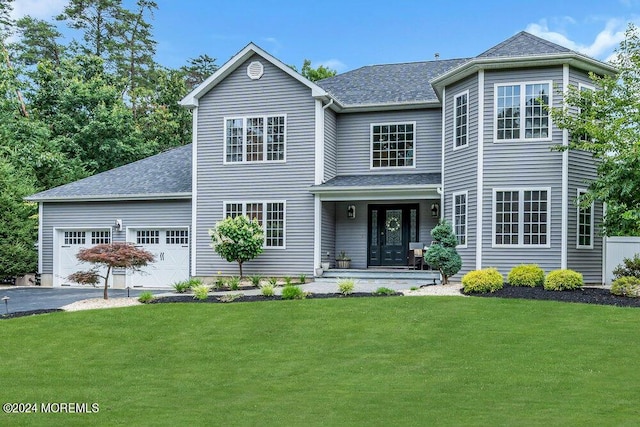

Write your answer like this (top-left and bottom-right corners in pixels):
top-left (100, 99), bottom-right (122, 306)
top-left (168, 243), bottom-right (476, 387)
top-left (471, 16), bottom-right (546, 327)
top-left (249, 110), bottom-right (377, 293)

top-left (224, 201), bottom-right (285, 248)
top-left (137, 230), bottom-right (160, 245)
top-left (495, 82), bottom-right (551, 141)
top-left (454, 92), bottom-right (468, 148)
top-left (225, 115), bottom-right (286, 163)
top-left (494, 189), bottom-right (549, 246)
top-left (371, 122), bottom-right (415, 168)
top-left (577, 189), bottom-right (594, 249)
top-left (91, 230), bottom-right (111, 244)
top-left (577, 83), bottom-right (595, 142)
top-left (453, 191), bottom-right (467, 246)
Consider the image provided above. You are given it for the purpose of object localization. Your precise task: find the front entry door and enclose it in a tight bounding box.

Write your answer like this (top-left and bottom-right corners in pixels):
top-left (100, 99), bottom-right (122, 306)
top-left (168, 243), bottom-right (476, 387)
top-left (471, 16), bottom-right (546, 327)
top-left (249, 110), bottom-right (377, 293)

top-left (368, 204), bottom-right (419, 266)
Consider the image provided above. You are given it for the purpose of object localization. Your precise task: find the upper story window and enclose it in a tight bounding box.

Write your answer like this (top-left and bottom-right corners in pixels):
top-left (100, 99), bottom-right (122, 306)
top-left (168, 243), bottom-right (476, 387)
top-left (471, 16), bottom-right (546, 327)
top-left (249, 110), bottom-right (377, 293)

top-left (577, 83), bottom-right (595, 142)
top-left (495, 82), bottom-right (551, 141)
top-left (371, 122), bottom-right (415, 168)
top-left (577, 189), bottom-right (594, 249)
top-left (493, 188), bottom-right (550, 247)
top-left (224, 115), bottom-right (286, 163)
top-left (454, 91), bottom-right (468, 149)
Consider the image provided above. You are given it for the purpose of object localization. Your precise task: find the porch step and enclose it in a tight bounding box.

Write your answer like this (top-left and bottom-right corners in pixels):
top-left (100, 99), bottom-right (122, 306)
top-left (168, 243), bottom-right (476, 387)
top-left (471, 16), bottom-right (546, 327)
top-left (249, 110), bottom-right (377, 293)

top-left (321, 268), bottom-right (441, 284)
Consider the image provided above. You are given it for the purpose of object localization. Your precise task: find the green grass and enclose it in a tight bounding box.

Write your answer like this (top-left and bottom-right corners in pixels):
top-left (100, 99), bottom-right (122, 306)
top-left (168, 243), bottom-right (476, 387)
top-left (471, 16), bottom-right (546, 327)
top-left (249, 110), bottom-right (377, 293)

top-left (2, 297), bottom-right (640, 425)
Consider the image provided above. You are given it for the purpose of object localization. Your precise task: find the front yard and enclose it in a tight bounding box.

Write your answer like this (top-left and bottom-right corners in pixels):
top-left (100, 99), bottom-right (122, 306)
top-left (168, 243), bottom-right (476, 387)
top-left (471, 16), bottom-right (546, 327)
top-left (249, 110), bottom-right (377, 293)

top-left (1, 297), bottom-right (639, 425)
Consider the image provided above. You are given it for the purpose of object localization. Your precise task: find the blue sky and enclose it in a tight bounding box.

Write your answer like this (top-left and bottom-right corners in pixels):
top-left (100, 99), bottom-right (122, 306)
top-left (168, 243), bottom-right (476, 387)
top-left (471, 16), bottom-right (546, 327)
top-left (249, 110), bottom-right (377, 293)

top-left (12, 0), bottom-right (640, 72)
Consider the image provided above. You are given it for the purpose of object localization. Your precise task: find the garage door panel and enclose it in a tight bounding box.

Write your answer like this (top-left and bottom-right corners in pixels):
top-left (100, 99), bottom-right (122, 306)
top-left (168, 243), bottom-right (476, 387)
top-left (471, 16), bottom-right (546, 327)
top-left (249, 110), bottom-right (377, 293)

top-left (56, 230), bottom-right (112, 287)
top-left (127, 228), bottom-right (189, 288)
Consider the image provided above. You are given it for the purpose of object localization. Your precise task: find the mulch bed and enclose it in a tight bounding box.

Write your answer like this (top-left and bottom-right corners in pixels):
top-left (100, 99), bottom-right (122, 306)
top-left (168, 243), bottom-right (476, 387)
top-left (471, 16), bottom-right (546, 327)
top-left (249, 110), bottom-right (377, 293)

top-left (0, 308), bottom-right (64, 320)
top-left (150, 292), bottom-right (402, 304)
top-left (468, 286), bottom-right (640, 308)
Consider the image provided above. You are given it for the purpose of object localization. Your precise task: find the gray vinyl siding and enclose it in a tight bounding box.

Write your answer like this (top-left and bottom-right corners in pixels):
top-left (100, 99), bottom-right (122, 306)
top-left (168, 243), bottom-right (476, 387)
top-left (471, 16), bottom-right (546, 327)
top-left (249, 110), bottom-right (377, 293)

top-left (334, 200), bottom-right (439, 269)
top-left (324, 108), bottom-right (338, 181)
top-left (443, 74), bottom-right (479, 276)
top-left (194, 53), bottom-right (316, 277)
top-left (336, 109), bottom-right (442, 175)
top-left (321, 202), bottom-right (336, 267)
top-left (41, 200), bottom-right (191, 274)
top-left (481, 67), bottom-right (564, 276)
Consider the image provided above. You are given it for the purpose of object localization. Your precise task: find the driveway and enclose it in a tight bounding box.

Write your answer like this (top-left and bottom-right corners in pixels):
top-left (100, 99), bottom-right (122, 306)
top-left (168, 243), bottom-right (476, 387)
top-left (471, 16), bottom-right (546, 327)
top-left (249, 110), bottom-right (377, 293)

top-left (0, 287), bottom-right (149, 314)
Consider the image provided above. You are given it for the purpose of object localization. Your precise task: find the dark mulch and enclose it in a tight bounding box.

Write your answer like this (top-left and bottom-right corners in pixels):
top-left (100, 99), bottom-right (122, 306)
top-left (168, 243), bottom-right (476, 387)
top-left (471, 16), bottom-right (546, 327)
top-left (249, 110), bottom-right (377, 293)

top-left (150, 292), bottom-right (401, 304)
top-left (0, 308), bottom-right (64, 319)
top-left (468, 286), bottom-right (640, 308)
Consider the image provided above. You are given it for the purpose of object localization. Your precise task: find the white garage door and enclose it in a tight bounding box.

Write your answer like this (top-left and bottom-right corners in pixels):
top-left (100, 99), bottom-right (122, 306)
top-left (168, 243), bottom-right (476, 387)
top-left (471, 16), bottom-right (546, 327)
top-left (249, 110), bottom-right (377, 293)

top-left (127, 228), bottom-right (189, 288)
top-left (57, 229), bottom-right (112, 287)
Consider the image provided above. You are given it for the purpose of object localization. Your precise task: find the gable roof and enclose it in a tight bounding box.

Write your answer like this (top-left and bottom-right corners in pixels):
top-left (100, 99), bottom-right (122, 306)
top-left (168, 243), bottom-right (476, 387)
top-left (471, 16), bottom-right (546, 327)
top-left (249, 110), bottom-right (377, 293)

top-left (315, 58), bottom-right (469, 110)
top-left (26, 144), bottom-right (192, 202)
top-left (179, 42), bottom-right (328, 108)
top-left (477, 31), bottom-right (571, 58)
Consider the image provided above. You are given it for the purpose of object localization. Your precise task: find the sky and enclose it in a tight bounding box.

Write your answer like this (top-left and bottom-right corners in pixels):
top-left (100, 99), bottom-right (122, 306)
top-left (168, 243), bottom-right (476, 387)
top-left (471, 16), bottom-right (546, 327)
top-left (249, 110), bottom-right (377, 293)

top-left (10, 0), bottom-right (640, 73)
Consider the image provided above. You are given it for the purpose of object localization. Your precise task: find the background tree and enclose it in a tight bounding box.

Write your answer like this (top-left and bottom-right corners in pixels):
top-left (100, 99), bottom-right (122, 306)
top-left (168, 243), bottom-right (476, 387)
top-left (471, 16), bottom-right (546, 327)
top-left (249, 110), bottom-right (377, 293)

top-left (209, 215), bottom-right (264, 278)
top-left (424, 221), bottom-right (462, 285)
top-left (68, 242), bottom-right (155, 299)
top-left (552, 24), bottom-right (640, 236)
top-left (181, 54), bottom-right (218, 90)
top-left (291, 59), bottom-right (337, 82)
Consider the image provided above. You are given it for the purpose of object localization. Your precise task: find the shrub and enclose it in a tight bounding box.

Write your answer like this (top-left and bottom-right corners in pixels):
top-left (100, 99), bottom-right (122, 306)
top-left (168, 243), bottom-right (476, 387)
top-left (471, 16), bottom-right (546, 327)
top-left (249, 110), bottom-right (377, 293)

top-left (611, 276), bottom-right (640, 297)
top-left (337, 278), bottom-right (355, 295)
top-left (249, 274), bottom-right (263, 287)
top-left (507, 264), bottom-right (545, 287)
top-left (228, 276), bottom-right (241, 290)
top-left (138, 291), bottom-right (154, 303)
top-left (462, 268), bottom-right (504, 294)
top-left (173, 278), bottom-right (202, 293)
top-left (373, 287), bottom-right (395, 296)
top-left (299, 273), bottom-right (307, 284)
top-left (612, 254), bottom-right (640, 280)
top-left (284, 276), bottom-right (293, 286)
top-left (267, 277), bottom-right (279, 286)
top-left (260, 283), bottom-right (275, 297)
top-left (218, 293), bottom-right (243, 303)
top-left (192, 284), bottom-right (210, 300)
top-left (209, 215), bottom-right (264, 277)
top-left (281, 285), bottom-right (305, 300)
top-left (214, 274), bottom-right (226, 290)
top-left (424, 221), bottom-right (462, 284)
top-left (544, 269), bottom-right (583, 291)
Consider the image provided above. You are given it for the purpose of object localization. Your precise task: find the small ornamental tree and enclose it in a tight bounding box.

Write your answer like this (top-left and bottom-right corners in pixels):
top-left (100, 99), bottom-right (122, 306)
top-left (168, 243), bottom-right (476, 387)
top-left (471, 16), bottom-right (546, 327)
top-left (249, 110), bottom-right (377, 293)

top-left (68, 242), bottom-right (155, 300)
top-left (209, 215), bottom-right (264, 278)
top-left (424, 220), bottom-right (462, 285)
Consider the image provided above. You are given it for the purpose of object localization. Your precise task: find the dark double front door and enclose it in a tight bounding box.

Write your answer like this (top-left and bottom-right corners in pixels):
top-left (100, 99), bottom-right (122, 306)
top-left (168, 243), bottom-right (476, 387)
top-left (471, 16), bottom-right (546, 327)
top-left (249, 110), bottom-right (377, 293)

top-left (368, 204), bottom-right (419, 266)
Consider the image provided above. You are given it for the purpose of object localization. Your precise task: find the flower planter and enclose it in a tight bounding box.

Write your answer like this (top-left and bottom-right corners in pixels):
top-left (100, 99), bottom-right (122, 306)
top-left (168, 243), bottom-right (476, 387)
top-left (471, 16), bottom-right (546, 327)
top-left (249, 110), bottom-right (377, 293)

top-left (336, 259), bottom-right (351, 269)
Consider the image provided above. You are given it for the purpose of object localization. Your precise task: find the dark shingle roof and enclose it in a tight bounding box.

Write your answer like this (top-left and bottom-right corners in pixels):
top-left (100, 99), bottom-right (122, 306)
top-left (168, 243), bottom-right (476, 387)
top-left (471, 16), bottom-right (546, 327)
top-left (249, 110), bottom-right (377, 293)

top-left (477, 31), bottom-right (572, 58)
top-left (312, 173), bottom-right (441, 189)
top-left (316, 58), bottom-right (469, 106)
top-left (27, 144), bottom-right (192, 201)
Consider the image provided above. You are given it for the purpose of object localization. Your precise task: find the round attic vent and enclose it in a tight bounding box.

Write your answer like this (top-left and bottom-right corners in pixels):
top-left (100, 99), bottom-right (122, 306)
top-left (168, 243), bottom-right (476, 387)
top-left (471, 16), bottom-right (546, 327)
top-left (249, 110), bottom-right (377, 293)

top-left (247, 61), bottom-right (264, 80)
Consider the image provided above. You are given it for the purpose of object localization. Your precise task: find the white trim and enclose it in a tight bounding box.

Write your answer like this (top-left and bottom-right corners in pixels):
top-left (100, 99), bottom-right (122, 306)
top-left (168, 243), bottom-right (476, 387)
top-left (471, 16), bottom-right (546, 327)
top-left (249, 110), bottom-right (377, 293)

top-left (561, 65), bottom-right (569, 268)
top-left (491, 187), bottom-right (552, 249)
top-left (578, 82), bottom-right (595, 92)
top-left (313, 195), bottom-right (322, 273)
top-left (602, 202), bottom-right (607, 285)
top-left (440, 87), bottom-right (446, 222)
top-left (314, 100), bottom-right (325, 185)
top-left (493, 80), bottom-right (553, 143)
top-left (453, 90), bottom-right (470, 151)
top-left (191, 108), bottom-right (198, 277)
top-left (222, 200), bottom-right (287, 249)
top-left (222, 114), bottom-right (287, 165)
top-left (37, 202), bottom-right (43, 274)
top-left (26, 193), bottom-right (191, 203)
top-left (476, 70), bottom-right (485, 270)
top-left (452, 190), bottom-right (468, 249)
top-left (576, 188), bottom-right (595, 250)
top-left (369, 121), bottom-right (417, 170)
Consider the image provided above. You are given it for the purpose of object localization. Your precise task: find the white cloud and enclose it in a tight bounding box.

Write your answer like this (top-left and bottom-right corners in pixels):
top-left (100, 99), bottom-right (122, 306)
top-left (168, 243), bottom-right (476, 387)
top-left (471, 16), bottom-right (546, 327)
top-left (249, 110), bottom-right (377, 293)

top-left (525, 17), bottom-right (631, 61)
top-left (262, 37), bottom-right (282, 54)
top-left (10, 0), bottom-right (67, 20)
top-left (316, 58), bottom-right (347, 72)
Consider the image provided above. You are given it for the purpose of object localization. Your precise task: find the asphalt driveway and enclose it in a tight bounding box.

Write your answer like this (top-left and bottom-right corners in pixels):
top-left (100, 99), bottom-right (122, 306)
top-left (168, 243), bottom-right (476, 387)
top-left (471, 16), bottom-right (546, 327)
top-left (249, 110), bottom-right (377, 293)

top-left (0, 287), bottom-right (148, 314)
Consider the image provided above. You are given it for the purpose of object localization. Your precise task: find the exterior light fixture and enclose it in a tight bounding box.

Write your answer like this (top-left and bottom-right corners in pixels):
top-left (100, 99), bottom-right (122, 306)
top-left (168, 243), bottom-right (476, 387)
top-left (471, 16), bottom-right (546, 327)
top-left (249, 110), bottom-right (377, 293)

top-left (347, 205), bottom-right (356, 219)
top-left (431, 203), bottom-right (440, 218)
top-left (114, 219), bottom-right (123, 231)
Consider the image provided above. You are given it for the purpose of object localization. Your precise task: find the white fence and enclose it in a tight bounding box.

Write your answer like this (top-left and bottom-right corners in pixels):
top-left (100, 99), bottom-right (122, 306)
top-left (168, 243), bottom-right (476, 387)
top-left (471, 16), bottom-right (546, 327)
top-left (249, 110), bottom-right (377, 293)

top-left (604, 237), bottom-right (640, 285)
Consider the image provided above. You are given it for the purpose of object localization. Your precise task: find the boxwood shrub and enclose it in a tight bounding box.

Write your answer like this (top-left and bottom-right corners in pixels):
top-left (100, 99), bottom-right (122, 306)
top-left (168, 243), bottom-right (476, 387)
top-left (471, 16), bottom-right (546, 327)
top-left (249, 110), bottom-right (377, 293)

top-left (462, 268), bottom-right (504, 294)
top-left (543, 269), bottom-right (583, 291)
top-left (507, 264), bottom-right (545, 287)
top-left (611, 276), bottom-right (640, 298)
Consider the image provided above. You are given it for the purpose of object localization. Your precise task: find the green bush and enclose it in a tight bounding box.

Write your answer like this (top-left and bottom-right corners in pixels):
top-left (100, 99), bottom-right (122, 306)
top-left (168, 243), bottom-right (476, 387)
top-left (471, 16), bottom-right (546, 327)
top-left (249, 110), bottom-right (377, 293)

top-left (507, 264), bottom-right (545, 287)
top-left (337, 278), bottom-right (355, 295)
top-left (424, 221), bottom-right (462, 284)
top-left (281, 285), bottom-right (305, 300)
top-left (544, 269), bottom-right (583, 291)
top-left (218, 293), bottom-right (243, 303)
top-left (612, 254), bottom-right (640, 279)
top-left (462, 268), bottom-right (504, 294)
top-left (172, 278), bottom-right (202, 293)
top-left (137, 291), bottom-right (154, 303)
top-left (611, 276), bottom-right (640, 297)
top-left (284, 276), bottom-right (293, 286)
top-left (267, 277), bottom-right (279, 286)
top-left (299, 273), bottom-right (307, 284)
top-left (192, 284), bottom-right (210, 300)
top-left (228, 276), bottom-right (241, 290)
top-left (249, 274), bottom-right (262, 287)
top-left (260, 283), bottom-right (275, 297)
top-left (373, 287), bottom-right (396, 296)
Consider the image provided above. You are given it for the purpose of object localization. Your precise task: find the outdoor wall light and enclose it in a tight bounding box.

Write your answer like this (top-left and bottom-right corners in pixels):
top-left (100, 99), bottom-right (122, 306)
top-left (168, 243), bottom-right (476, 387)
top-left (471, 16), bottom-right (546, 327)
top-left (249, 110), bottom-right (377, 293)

top-left (114, 219), bottom-right (123, 231)
top-left (431, 203), bottom-right (440, 218)
top-left (347, 205), bottom-right (356, 219)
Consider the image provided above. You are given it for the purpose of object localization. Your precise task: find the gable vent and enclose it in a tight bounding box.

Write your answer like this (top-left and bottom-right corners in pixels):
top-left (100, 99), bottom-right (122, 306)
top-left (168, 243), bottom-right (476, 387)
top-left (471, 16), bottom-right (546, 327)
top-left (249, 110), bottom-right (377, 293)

top-left (247, 61), bottom-right (264, 80)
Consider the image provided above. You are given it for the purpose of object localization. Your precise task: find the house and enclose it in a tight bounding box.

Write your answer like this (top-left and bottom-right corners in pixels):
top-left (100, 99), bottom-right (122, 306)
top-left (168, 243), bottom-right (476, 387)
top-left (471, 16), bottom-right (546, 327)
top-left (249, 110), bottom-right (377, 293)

top-left (27, 31), bottom-right (616, 288)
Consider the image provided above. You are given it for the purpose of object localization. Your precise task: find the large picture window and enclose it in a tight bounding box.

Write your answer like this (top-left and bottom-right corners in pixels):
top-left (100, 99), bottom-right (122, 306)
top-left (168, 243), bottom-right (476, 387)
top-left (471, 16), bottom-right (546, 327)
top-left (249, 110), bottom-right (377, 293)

top-left (577, 189), bottom-right (594, 249)
top-left (371, 122), bottom-right (415, 168)
top-left (225, 115), bottom-right (286, 163)
top-left (493, 188), bottom-right (550, 247)
top-left (495, 82), bottom-right (551, 141)
top-left (454, 92), bottom-right (468, 149)
top-left (224, 201), bottom-right (286, 248)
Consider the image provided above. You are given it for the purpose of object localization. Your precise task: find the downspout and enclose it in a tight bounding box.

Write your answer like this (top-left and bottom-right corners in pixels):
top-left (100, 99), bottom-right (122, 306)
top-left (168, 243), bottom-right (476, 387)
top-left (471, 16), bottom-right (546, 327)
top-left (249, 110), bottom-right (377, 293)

top-left (323, 99), bottom-right (334, 110)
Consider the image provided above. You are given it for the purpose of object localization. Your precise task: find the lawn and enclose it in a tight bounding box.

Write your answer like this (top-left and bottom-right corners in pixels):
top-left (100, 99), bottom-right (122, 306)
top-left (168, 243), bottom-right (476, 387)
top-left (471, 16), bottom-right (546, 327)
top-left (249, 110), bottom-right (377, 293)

top-left (1, 297), bottom-right (640, 426)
